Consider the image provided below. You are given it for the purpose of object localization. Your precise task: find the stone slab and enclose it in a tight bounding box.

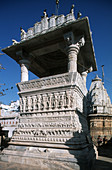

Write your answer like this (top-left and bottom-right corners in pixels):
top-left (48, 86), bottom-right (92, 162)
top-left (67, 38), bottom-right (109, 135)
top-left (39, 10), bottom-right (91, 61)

top-left (0, 145), bottom-right (95, 170)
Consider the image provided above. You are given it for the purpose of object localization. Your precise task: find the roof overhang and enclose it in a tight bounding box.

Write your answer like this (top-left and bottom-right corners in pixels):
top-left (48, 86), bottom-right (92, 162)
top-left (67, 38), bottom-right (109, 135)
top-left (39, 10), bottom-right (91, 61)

top-left (2, 17), bottom-right (97, 78)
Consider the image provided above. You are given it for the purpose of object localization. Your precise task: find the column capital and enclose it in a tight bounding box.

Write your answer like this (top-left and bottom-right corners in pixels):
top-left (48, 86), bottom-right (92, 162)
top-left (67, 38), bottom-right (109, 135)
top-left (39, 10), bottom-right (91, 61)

top-left (81, 71), bottom-right (88, 86)
top-left (64, 31), bottom-right (85, 48)
top-left (19, 59), bottom-right (30, 68)
top-left (63, 32), bottom-right (85, 73)
top-left (64, 31), bottom-right (75, 46)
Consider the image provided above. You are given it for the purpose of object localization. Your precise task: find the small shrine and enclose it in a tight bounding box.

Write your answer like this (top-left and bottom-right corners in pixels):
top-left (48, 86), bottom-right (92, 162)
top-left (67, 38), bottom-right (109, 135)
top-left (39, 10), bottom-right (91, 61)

top-left (1, 5), bottom-right (97, 170)
top-left (88, 75), bottom-right (112, 144)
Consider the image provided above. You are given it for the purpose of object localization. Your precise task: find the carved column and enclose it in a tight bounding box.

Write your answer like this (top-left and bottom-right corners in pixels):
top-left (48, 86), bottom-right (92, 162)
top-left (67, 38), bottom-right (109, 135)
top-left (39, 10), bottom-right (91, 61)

top-left (66, 91), bottom-right (71, 108)
top-left (19, 59), bottom-right (30, 82)
top-left (23, 97), bottom-right (26, 112)
top-left (19, 97), bottom-right (23, 112)
top-left (67, 44), bottom-right (78, 72)
top-left (43, 94), bottom-right (47, 110)
top-left (61, 91), bottom-right (65, 109)
top-left (46, 94), bottom-right (49, 110)
top-left (49, 93), bottom-right (53, 110)
top-left (55, 92), bottom-right (58, 110)
top-left (27, 96), bottom-right (32, 112)
top-left (37, 94), bottom-right (41, 111)
top-left (32, 95), bottom-right (37, 111)
top-left (64, 32), bottom-right (85, 72)
top-left (64, 91), bottom-right (67, 108)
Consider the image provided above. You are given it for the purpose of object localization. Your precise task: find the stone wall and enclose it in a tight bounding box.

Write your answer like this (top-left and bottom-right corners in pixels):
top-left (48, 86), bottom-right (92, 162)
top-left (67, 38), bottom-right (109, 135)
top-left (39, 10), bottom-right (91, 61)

top-left (11, 72), bottom-right (89, 148)
top-left (89, 115), bottom-right (112, 144)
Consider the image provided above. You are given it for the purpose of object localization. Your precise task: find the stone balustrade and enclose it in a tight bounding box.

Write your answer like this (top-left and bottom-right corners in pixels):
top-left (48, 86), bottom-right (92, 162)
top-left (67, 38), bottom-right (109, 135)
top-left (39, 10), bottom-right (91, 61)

top-left (19, 90), bottom-right (79, 113)
top-left (21, 13), bottom-right (75, 41)
top-left (17, 73), bottom-right (86, 114)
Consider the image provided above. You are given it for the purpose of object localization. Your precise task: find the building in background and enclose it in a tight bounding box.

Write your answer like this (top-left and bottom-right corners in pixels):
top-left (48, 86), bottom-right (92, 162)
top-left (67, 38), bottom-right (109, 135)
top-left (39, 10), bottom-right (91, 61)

top-left (0, 100), bottom-right (19, 138)
top-left (87, 75), bottom-right (112, 144)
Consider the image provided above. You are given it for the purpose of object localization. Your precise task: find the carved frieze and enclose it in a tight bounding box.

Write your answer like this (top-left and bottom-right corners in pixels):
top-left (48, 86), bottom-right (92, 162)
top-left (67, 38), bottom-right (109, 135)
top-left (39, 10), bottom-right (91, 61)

top-left (19, 121), bottom-right (73, 129)
top-left (12, 108), bottom-right (83, 145)
top-left (18, 73), bottom-right (70, 91)
top-left (19, 115), bottom-right (72, 123)
top-left (12, 136), bottom-right (75, 143)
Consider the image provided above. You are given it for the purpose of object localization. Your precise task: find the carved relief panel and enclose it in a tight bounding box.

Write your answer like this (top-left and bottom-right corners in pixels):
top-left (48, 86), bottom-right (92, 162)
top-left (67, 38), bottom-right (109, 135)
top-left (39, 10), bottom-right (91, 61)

top-left (19, 89), bottom-right (79, 113)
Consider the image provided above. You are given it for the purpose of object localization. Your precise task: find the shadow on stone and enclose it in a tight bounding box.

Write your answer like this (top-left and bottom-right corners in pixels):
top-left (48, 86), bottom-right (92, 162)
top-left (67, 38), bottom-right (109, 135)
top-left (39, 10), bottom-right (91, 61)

top-left (65, 109), bottom-right (96, 170)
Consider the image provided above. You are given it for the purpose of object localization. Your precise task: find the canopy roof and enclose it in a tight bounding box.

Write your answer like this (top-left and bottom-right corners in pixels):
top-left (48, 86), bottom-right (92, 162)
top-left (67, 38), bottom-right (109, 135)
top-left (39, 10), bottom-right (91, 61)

top-left (2, 15), bottom-right (97, 78)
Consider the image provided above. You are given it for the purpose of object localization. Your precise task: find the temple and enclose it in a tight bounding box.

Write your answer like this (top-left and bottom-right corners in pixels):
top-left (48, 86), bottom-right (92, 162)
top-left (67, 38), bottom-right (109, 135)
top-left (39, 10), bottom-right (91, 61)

top-left (1, 6), bottom-right (97, 170)
top-left (88, 75), bottom-right (112, 144)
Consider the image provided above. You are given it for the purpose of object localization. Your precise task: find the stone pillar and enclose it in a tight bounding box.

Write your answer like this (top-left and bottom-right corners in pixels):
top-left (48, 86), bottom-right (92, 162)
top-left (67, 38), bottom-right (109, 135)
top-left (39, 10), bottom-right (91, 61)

top-left (67, 44), bottom-right (79, 72)
top-left (64, 32), bottom-right (85, 73)
top-left (81, 71), bottom-right (88, 86)
top-left (19, 59), bottom-right (30, 82)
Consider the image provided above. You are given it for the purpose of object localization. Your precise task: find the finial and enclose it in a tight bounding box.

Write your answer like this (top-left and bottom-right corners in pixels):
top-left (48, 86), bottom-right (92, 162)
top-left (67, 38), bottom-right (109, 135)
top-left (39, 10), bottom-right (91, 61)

top-left (43, 9), bottom-right (48, 17)
top-left (20, 27), bottom-right (26, 40)
top-left (20, 27), bottom-right (23, 31)
top-left (95, 75), bottom-right (99, 78)
top-left (70, 4), bottom-right (75, 14)
top-left (55, 0), bottom-right (59, 15)
top-left (56, 0), bottom-right (59, 5)
top-left (77, 11), bottom-right (82, 19)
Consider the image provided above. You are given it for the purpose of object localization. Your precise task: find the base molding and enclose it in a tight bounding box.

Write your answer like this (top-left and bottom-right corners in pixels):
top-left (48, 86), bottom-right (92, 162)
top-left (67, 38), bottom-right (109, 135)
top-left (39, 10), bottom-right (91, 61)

top-left (1, 145), bottom-right (96, 170)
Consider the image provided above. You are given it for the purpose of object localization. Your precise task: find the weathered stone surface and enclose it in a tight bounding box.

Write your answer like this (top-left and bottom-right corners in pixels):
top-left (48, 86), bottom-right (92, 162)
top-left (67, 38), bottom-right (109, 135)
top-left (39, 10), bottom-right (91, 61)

top-left (10, 72), bottom-right (88, 147)
top-left (1, 71), bottom-right (96, 169)
top-left (1, 10), bottom-right (97, 170)
top-left (1, 145), bottom-right (95, 170)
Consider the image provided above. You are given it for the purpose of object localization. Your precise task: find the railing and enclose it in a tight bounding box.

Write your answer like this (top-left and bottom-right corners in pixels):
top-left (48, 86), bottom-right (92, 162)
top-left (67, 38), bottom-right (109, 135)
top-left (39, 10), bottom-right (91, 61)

top-left (17, 73), bottom-right (86, 113)
top-left (21, 13), bottom-right (75, 41)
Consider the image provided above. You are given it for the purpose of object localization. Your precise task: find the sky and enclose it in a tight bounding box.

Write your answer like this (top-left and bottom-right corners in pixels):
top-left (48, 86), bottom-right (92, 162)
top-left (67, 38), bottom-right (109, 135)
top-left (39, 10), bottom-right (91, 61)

top-left (0, 0), bottom-right (112, 105)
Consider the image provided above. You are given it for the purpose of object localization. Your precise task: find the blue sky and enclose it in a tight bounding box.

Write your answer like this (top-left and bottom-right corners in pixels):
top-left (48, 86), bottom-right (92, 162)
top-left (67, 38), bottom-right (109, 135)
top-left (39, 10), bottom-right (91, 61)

top-left (0, 0), bottom-right (112, 104)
